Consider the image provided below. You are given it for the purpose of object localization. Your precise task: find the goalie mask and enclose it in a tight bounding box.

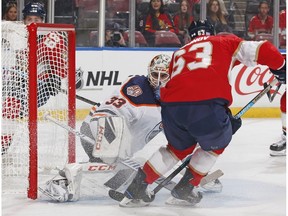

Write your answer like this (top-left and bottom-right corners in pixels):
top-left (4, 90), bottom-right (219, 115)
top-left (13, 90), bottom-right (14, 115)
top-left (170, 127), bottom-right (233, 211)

top-left (188, 20), bottom-right (215, 40)
top-left (148, 54), bottom-right (171, 88)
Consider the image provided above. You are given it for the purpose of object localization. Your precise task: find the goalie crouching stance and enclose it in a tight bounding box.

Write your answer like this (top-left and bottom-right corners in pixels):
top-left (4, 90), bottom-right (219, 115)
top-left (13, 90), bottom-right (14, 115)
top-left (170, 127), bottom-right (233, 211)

top-left (79, 55), bottom-right (172, 165)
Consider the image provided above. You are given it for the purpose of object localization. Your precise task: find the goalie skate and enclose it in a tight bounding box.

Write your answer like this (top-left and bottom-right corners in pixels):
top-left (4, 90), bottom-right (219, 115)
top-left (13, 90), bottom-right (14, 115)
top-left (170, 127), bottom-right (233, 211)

top-left (270, 135), bottom-right (286, 156)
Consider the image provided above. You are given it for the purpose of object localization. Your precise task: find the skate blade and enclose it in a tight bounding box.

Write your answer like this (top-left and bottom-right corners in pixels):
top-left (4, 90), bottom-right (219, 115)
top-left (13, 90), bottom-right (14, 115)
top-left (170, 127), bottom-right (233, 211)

top-left (165, 196), bottom-right (199, 206)
top-left (119, 197), bottom-right (150, 208)
top-left (270, 150), bottom-right (286, 157)
top-left (200, 179), bottom-right (223, 193)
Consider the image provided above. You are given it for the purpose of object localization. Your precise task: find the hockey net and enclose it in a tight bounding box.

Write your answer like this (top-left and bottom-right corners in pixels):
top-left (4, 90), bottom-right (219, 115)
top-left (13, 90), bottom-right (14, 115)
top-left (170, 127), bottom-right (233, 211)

top-left (1, 21), bottom-right (76, 199)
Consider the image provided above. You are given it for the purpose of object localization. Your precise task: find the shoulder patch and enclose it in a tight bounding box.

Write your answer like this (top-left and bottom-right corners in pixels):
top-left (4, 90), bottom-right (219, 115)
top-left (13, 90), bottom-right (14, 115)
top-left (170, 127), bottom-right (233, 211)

top-left (126, 85), bottom-right (143, 97)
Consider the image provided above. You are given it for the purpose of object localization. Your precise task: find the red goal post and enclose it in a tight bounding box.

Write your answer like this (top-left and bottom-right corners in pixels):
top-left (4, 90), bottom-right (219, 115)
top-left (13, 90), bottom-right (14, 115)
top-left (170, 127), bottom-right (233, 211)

top-left (1, 22), bottom-right (76, 199)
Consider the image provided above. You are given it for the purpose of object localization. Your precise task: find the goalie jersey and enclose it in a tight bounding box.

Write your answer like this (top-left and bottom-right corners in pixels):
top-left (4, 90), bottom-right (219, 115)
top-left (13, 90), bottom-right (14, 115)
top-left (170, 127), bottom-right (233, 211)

top-left (84, 75), bottom-right (163, 158)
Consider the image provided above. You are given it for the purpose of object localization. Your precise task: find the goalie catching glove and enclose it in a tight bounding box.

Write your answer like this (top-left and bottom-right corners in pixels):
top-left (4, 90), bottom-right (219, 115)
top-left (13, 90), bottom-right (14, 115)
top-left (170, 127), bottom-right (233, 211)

top-left (41, 163), bottom-right (82, 202)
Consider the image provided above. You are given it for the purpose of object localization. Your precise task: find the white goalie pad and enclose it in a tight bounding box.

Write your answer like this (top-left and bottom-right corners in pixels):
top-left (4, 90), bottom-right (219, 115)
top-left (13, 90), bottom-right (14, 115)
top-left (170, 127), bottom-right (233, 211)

top-left (92, 116), bottom-right (124, 164)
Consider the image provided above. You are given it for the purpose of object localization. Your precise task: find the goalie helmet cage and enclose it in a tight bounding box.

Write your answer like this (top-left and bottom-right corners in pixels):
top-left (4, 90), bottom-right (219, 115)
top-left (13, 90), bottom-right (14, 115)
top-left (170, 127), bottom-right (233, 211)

top-left (1, 22), bottom-right (76, 199)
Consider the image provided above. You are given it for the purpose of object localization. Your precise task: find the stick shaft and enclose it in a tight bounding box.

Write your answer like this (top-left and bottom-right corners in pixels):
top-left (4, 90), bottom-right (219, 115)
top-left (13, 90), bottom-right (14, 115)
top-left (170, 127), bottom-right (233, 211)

top-left (60, 89), bottom-right (100, 106)
top-left (44, 113), bottom-right (95, 144)
top-left (234, 78), bottom-right (278, 119)
top-left (152, 155), bottom-right (192, 195)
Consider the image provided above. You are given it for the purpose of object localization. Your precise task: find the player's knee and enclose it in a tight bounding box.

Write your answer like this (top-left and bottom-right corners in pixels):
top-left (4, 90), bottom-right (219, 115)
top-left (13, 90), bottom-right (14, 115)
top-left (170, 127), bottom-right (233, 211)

top-left (188, 147), bottom-right (220, 186)
top-left (167, 143), bottom-right (197, 160)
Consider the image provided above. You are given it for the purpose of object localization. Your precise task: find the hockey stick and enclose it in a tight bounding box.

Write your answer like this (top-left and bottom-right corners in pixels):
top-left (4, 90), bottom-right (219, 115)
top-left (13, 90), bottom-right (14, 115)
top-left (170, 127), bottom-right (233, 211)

top-left (152, 154), bottom-right (192, 196)
top-left (60, 88), bottom-right (100, 106)
top-left (263, 82), bottom-right (282, 102)
top-left (234, 78), bottom-right (278, 119)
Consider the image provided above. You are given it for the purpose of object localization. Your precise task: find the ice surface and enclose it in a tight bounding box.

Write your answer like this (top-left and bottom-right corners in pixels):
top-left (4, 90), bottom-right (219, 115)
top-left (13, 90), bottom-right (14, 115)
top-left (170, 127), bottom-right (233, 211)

top-left (2, 118), bottom-right (286, 216)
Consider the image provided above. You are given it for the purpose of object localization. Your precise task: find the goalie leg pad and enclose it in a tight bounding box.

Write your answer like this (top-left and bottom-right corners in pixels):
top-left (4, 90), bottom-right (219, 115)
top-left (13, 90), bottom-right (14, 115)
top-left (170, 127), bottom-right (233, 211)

top-left (104, 169), bottom-right (134, 190)
top-left (92, 116), bottom-right (124, 164)
top-left (80, 122), bottom-right (103, 162)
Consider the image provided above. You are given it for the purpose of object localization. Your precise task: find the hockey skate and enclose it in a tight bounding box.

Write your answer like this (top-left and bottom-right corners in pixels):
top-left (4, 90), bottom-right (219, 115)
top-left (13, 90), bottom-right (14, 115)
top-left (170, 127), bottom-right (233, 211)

top-left (165, 168), bottom-right (202, 206)
top-left (270, 134), bottom-right (286, 156)
top-left (119, 168), bottom-right (154, 207)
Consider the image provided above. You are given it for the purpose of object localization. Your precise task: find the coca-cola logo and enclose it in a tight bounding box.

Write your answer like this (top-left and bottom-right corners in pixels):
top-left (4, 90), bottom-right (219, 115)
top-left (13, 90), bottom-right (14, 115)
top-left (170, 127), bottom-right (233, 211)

top-left (234, 65), bottom-right (279, 96)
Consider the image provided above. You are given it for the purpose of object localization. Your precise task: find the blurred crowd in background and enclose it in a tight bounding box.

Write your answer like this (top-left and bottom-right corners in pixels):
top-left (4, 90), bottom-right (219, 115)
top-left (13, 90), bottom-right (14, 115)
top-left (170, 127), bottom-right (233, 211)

top-left (2, 0), bottom-right (286, 49)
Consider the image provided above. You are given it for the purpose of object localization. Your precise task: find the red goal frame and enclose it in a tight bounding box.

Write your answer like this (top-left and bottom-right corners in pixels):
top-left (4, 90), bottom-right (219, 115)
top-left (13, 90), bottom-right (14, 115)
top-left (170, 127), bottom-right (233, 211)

top-left (27, 23), bottom-right (76, 199)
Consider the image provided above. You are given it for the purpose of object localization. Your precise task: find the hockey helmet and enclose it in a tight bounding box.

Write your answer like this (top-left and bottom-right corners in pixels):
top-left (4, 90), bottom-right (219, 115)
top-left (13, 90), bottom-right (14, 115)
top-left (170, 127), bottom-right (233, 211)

top-left (188, 20), bottom-right (215, 40)
top-left (148, 54), bottom-right (171, 88)
top-left (22, 2), bottom-right (46, 19)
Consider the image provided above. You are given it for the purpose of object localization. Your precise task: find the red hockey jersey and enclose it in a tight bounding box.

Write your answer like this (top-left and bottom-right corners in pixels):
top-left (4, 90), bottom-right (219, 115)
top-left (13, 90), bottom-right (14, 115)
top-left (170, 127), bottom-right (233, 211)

top-left (161, 34), bottom-right (285, 105)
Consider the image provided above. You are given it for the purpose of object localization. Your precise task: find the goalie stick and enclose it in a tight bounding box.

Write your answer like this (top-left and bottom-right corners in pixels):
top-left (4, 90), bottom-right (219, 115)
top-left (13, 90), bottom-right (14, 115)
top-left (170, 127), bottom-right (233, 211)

top-left (60, 89), bottom-right (100, 107)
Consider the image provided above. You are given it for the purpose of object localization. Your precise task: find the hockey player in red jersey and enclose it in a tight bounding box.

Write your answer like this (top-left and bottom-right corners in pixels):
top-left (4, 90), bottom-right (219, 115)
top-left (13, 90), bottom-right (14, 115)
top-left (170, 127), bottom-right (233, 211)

top-left (118, 20), bottom-right (286, 207)
top-left (2, 2), bottom-right (63, 153)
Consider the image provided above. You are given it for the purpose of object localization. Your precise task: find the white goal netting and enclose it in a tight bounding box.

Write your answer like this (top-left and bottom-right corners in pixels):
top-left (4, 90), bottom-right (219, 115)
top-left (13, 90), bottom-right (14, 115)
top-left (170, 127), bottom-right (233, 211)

top-left (1, 21), bottom-right (76, 198)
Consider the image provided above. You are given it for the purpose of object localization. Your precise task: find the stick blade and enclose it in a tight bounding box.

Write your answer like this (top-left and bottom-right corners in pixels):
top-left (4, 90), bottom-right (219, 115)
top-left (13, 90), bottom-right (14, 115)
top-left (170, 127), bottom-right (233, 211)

top-left (200, 169), bottom-right (224, 187)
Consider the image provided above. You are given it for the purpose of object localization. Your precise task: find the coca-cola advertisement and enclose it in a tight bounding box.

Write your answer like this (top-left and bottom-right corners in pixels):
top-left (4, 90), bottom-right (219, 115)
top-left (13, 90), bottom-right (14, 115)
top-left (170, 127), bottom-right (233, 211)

top-left (231, 64), bottom-right (284, 107)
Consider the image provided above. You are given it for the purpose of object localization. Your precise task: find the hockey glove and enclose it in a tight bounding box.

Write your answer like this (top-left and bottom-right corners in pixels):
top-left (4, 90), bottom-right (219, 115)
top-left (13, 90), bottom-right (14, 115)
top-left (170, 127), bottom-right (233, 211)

top-left (270, 62), bottom-right (286, 84)
top-left (44, 177), bottom-right (69, 202)
top-left (226, 108), bottom-right (242, 135)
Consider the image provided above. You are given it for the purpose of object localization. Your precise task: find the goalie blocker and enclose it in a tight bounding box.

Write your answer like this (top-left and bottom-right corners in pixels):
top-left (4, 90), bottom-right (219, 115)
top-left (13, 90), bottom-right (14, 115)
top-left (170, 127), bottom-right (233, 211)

top-left (80, 116), bottom-right (125, 164)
